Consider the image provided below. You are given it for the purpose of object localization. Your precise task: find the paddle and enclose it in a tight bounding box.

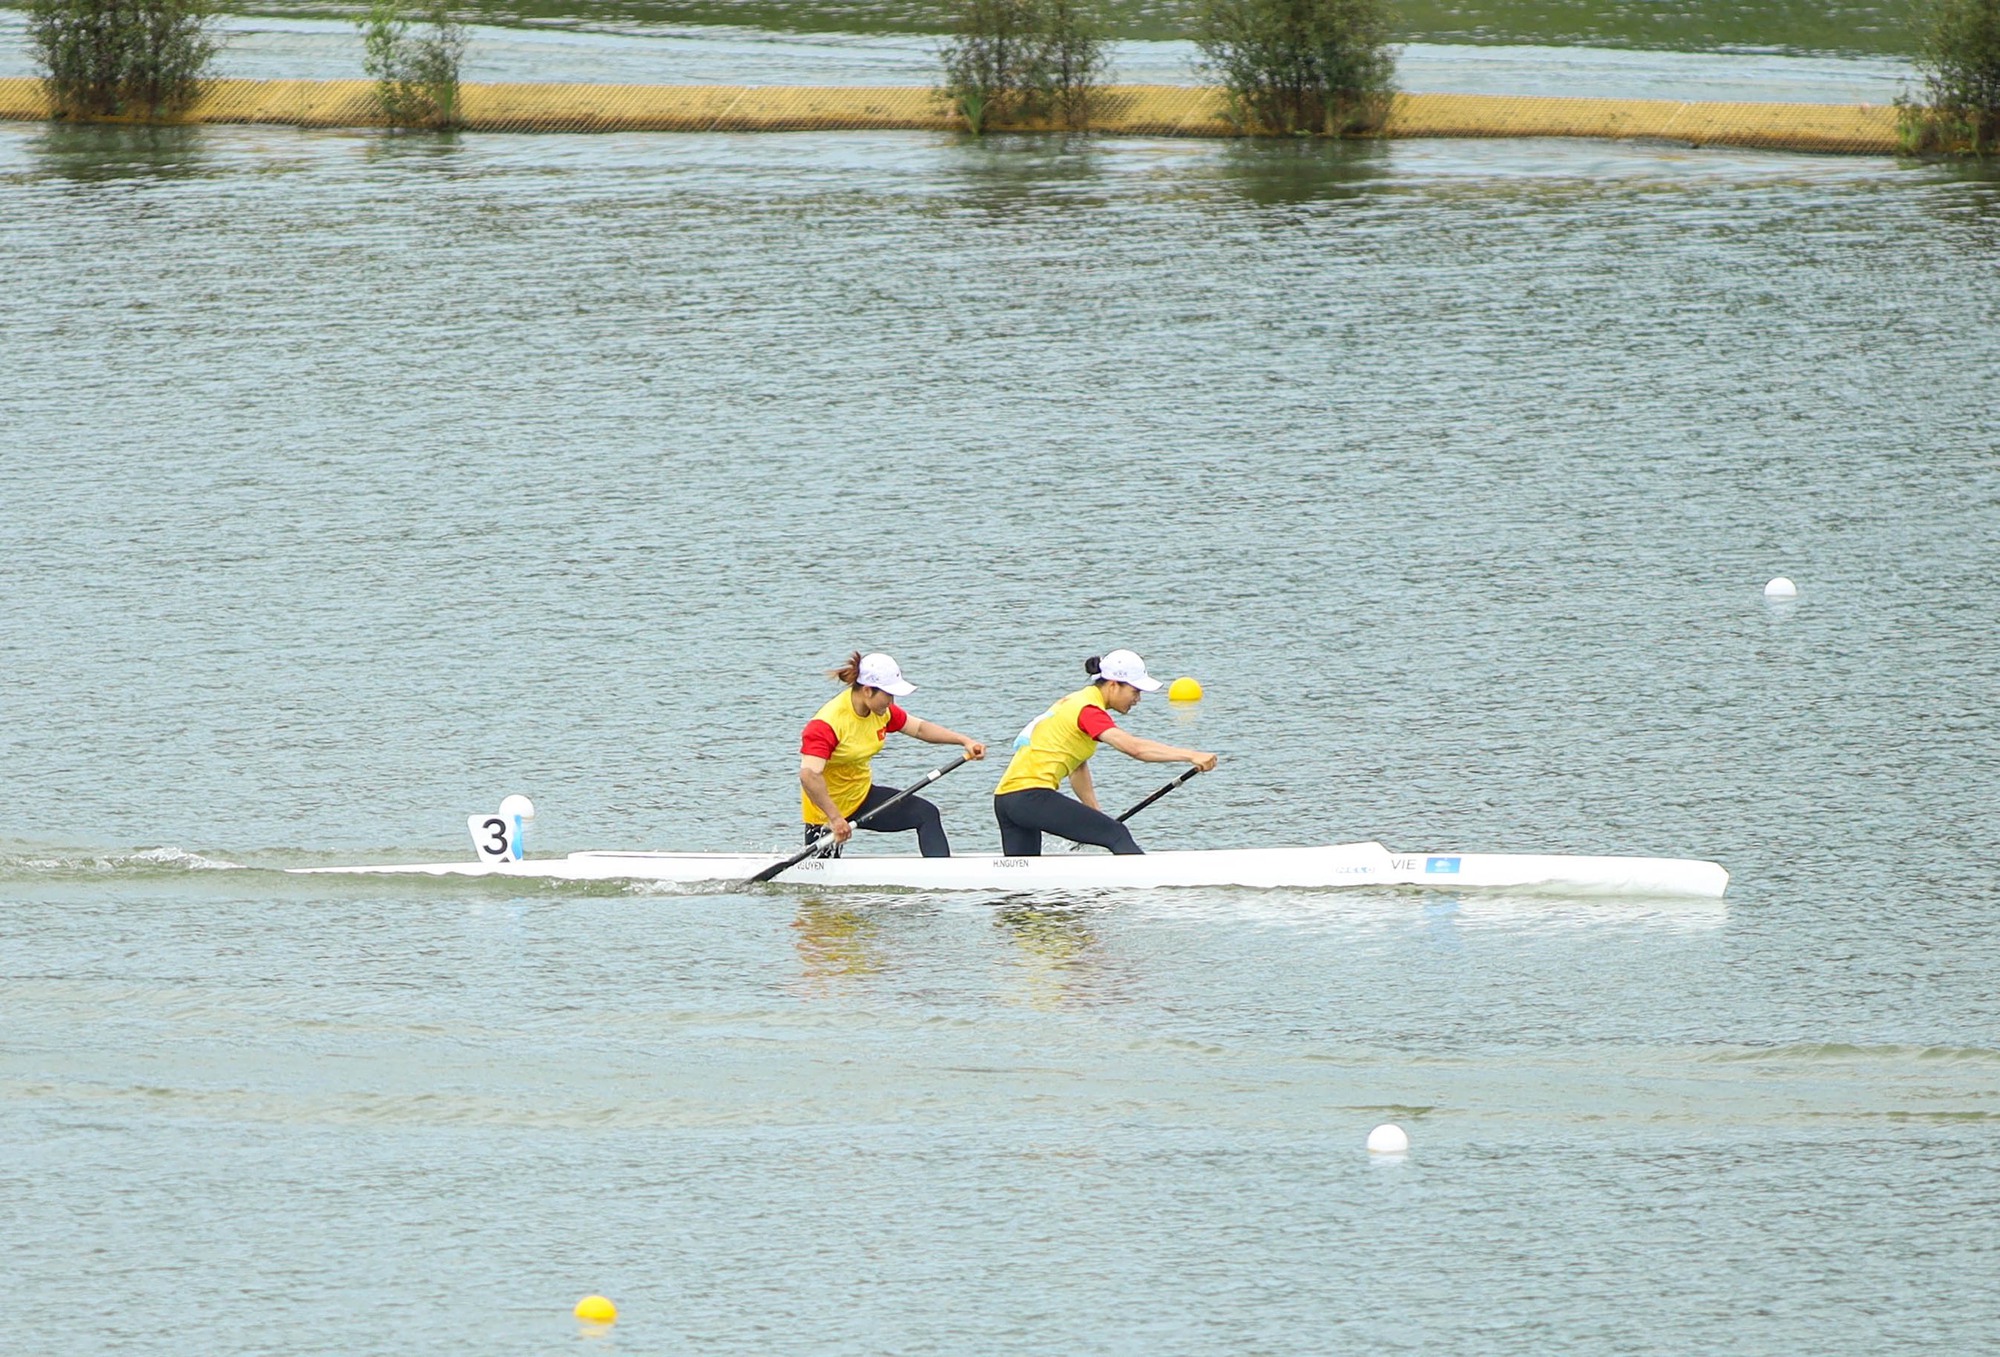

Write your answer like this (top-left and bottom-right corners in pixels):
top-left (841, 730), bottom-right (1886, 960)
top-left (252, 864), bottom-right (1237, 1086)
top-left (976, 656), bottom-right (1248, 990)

top-left (749, 754), bottom-right (971, 884)
top-left (1067, 765), bottom-right (1206, 851)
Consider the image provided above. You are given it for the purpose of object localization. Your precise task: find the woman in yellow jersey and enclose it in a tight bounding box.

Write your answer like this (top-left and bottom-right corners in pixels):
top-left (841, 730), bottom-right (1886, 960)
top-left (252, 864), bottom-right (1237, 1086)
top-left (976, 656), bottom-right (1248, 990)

top-left (992, 650), bottom-right (1218, 856)
top-left (800, 651), bottom-right (986, 858)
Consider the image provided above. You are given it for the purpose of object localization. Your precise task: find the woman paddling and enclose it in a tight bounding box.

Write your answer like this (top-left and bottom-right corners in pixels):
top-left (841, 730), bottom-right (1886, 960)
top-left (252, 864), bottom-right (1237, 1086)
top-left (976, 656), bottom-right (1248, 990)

top-left (993, 650), bottom-right (1217, 856)
top-left (800, 652), bottom-right (986, 858)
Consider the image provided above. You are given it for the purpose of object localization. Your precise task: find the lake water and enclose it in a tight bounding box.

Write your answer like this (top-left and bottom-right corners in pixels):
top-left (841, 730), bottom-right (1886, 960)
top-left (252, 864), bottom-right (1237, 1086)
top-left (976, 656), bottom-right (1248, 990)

top-left (48, 0), bottom-right (1922, 53)
top-left (0, 9), bottom-right (1922, 100)
top-left (3, 30), bottom-right (1999, 1356)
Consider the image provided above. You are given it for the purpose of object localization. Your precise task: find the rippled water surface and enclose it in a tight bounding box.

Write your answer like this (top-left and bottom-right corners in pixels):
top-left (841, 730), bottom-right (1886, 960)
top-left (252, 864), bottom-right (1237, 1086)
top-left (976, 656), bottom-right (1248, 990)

top-left (3, 123), bottom-right (1999, 1352)
top-left (0, 9), bottom-right (1922, 97)
top-left (37, 0), bottom-right (1922, 53)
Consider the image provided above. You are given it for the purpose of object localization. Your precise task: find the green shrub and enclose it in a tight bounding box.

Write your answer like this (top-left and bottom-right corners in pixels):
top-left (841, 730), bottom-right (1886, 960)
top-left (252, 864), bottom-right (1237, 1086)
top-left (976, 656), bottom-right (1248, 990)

top-left (27, 0), bottom-right (219, 120)
top-left (939, 0), bottom-right (1108, 133)
top-left (1193, 0), bottom-right (1397, 136)
top-left (360, 0), bottom-right (467, 131)
top-left (1901, 0), bottom-right (2000, 154)
top-left (1030, 0), bottom-right (1109, 129)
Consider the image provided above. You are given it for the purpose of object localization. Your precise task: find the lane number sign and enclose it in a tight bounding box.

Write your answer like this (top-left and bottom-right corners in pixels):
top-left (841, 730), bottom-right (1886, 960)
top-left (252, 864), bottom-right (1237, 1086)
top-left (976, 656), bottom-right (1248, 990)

top-left (470, 813), bottom-right (522, 863)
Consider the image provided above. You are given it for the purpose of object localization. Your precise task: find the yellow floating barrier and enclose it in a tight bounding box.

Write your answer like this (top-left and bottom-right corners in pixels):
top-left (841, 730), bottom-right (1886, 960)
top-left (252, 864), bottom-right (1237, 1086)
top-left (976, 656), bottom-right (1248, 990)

top-left (0, 78), bottom-right (1902, 154)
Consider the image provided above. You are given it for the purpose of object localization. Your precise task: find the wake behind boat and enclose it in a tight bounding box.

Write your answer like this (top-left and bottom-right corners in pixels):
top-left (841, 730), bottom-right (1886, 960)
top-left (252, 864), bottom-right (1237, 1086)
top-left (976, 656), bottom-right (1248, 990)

top-left (291, 840), bottom-right (1730, 897)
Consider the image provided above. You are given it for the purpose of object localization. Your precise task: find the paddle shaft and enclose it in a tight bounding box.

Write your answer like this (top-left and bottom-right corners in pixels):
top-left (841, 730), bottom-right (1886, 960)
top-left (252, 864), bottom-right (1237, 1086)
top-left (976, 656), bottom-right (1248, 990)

top-left (1114, 765), bottom-right (1204, 822)
top-left (750, 754), bottom-right (970, 883)
top-left (1068, 765), bottom-right (1205, 851)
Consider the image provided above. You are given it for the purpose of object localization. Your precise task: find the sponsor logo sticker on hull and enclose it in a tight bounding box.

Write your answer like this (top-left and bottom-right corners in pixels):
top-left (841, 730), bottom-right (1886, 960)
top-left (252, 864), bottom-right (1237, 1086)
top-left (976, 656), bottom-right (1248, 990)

top-left (1425, 856), bottom-right (1462, 874)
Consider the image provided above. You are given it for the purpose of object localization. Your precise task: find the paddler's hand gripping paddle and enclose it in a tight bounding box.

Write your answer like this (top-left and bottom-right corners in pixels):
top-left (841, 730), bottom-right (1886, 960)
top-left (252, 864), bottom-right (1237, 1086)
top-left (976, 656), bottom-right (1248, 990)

top-left (749, 754), bottom-right (971, 883)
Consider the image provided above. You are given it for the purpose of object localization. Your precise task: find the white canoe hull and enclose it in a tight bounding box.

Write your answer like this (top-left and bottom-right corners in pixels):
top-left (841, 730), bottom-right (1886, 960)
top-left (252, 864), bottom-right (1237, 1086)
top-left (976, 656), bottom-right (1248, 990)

top-left (290, 841), bottom-right (1729, 897)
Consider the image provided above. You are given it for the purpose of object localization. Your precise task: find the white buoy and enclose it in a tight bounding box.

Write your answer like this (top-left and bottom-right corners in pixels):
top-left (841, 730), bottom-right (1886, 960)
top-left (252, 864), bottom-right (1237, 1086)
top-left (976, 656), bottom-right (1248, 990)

top-left (498, 794), bottom-right (535, 821)
top-left (1366, 1123), bottom-right (1410, 1155)
top-left (1763, 577), bottom-right (1798, 600)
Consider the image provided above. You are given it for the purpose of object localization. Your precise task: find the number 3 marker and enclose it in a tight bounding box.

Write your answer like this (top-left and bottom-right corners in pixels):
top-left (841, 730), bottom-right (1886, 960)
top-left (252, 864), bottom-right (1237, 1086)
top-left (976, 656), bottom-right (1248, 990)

top-left (469, 794), bottom-right (535, 863)
top-left (469, 814), bottom-right (512, 863)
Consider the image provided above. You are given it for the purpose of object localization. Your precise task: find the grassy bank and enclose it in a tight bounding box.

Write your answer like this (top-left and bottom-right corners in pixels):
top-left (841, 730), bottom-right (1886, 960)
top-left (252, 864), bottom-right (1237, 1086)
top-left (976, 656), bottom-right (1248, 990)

top-left (0, 76), bottom-right (1904, 149)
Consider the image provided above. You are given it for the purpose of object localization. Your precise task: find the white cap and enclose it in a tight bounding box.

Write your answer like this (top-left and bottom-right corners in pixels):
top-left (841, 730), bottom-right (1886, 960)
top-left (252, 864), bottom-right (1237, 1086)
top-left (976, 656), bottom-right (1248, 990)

top-left (857, 652), bottom-right (916, 696)
top-left (1096, 649), bottom-right (1162, 692)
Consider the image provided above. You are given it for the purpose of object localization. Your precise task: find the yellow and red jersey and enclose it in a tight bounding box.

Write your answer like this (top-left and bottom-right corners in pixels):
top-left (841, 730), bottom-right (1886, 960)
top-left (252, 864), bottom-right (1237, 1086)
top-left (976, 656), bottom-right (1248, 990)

top-left (993, 685), bottom-right (1118, 795)
top-left (799, 691), bottom-right (909, 822)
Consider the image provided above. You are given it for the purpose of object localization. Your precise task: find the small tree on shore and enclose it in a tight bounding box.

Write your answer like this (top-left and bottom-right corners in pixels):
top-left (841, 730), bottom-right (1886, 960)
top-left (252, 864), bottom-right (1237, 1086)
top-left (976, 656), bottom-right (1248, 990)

top-left (360, 0), bottom-right (468, 131)
top-left (1901, 0), bottom-right (2000, 153)
top-left (1030, 0), bottom-right (1109, 129)
top-left (27, 0), bottom-right (219, 120)
top-left (1193, 0), bottom-right (1396, 136)
top-left (940, 0), bottom-right (1042, 133)
top-left (939, 0), bottom-right (1108, 133)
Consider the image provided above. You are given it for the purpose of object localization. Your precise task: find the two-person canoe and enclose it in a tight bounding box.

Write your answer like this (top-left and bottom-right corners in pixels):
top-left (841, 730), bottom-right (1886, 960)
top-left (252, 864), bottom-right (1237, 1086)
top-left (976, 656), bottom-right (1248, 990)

top-left (290, 841), bottom-right (1729, 897)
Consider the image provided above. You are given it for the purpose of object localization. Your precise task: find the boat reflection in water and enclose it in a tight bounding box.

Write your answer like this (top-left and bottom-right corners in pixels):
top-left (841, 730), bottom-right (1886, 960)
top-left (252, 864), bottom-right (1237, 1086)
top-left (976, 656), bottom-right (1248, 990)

top-left (995, 899), bottom-right (1122, 1010)
top-left (790, 897), bottom-right (885, 993)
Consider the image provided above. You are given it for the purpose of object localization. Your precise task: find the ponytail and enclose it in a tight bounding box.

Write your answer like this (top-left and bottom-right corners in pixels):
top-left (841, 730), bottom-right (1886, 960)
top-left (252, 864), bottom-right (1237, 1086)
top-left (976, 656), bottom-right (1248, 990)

top-left (1083, 655), bottom-right (1103, 682)
top-left (827, 651), bottom-right (863, 685)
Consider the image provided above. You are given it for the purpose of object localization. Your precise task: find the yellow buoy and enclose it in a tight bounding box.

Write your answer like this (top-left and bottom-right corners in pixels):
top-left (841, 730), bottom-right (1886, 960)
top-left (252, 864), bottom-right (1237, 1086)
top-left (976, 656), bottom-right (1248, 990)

top-left (1168, 676), bottom-right (1204, 702)
top-left (573, 1295), bottom-right (618, 1324)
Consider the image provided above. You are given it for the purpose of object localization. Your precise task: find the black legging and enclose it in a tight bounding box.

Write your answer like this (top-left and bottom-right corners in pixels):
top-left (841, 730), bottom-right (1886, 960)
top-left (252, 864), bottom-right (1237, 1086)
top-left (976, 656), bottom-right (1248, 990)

top-left (806, 782), bottom-right (950, 858)
top-left (993, 787), bottom-right (1142, 857)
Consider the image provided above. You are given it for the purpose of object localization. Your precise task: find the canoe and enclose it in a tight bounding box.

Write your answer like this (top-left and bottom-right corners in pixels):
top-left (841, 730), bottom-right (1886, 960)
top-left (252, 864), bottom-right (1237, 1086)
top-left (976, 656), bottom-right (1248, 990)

top-left (290, 841), bottom-right (1729, 897)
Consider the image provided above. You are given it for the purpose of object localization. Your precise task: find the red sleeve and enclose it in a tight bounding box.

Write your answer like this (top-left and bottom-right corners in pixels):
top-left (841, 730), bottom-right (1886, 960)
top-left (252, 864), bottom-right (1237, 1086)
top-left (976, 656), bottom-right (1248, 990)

top-left (885, 704), bottom-right (910, 735)
top-left (1077, 705), bottom-right (1116, 740)
top-left (800, 719), bottom-right (838, 759)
